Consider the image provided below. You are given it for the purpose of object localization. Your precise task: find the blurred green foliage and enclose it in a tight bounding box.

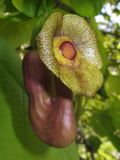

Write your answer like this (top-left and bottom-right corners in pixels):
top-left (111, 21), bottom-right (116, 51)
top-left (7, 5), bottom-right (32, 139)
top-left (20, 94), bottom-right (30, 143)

top-left (61, 0), bottom-right (106, 17)
top-left (0, 0), bottom-right (120, 160)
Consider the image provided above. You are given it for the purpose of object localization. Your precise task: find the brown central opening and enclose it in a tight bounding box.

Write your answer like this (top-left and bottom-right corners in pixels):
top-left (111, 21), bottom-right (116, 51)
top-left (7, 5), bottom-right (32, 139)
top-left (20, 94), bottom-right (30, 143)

top-left (59, 41), bottom-right (76, 60)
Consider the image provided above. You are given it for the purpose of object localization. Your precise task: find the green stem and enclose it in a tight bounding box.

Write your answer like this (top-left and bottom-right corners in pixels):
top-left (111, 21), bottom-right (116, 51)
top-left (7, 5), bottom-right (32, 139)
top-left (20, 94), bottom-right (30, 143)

top-left (49, 72), bottom-right (56, 98)
top-left (74, 94), bottom-right (82, 124)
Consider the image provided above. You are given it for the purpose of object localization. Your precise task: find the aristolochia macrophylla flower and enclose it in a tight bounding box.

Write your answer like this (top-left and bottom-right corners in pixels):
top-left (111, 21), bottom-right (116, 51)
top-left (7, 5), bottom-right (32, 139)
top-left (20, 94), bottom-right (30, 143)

top-left (37, 12), bottom-right (103, 97)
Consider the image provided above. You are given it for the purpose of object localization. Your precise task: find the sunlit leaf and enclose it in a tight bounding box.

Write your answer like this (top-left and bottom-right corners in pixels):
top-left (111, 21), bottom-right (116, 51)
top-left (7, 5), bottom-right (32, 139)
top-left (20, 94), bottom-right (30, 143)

top-left (104, 75), bottom-right (120, 96)
top-left (61, 0), bottom-right (106, 17)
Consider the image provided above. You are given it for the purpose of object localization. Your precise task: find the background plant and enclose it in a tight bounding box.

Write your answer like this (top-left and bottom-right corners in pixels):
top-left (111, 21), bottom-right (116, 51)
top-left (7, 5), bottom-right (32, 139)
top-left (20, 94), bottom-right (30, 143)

top-left (0, 0), bottom-right (120, 160)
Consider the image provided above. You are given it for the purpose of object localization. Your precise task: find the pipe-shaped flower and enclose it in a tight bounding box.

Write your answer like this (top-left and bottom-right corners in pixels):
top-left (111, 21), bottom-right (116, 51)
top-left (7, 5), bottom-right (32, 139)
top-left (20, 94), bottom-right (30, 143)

top-left (23, 52), bottom-right (76, 147)
top-left (37, 12), bottom-right (103, 97)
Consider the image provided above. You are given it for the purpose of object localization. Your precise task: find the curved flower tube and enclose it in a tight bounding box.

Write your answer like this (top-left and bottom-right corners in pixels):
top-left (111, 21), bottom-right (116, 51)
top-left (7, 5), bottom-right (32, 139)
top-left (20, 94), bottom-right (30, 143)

top-left (22, 52), bottom-right (76, 148)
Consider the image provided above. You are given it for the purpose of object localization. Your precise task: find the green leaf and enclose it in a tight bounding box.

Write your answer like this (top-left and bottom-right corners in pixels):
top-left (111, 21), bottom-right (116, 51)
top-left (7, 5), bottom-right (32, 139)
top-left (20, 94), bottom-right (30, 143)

top-left (106, 97), bottom-right (120, 131)
top-left (0, 0), bottom-right (19, 19)
top-left (0, 0), bottom-right (17, 13)
top-left (90, 97), bottom-right (120, 151)
top-left (12, 0), bottom-right (41, 17)
top-left (12, 0), bottom-right (55, 17)
top-left (61, 0), bottom-right (106, 17)
top-left (0, 18), bottom-right (37, 47)
top-left (90, 110), bottom-right (120, 150)
top-left (0, 38), bottom-right (79, 160)
top-left (104, 75), bottom-right (120, 96)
